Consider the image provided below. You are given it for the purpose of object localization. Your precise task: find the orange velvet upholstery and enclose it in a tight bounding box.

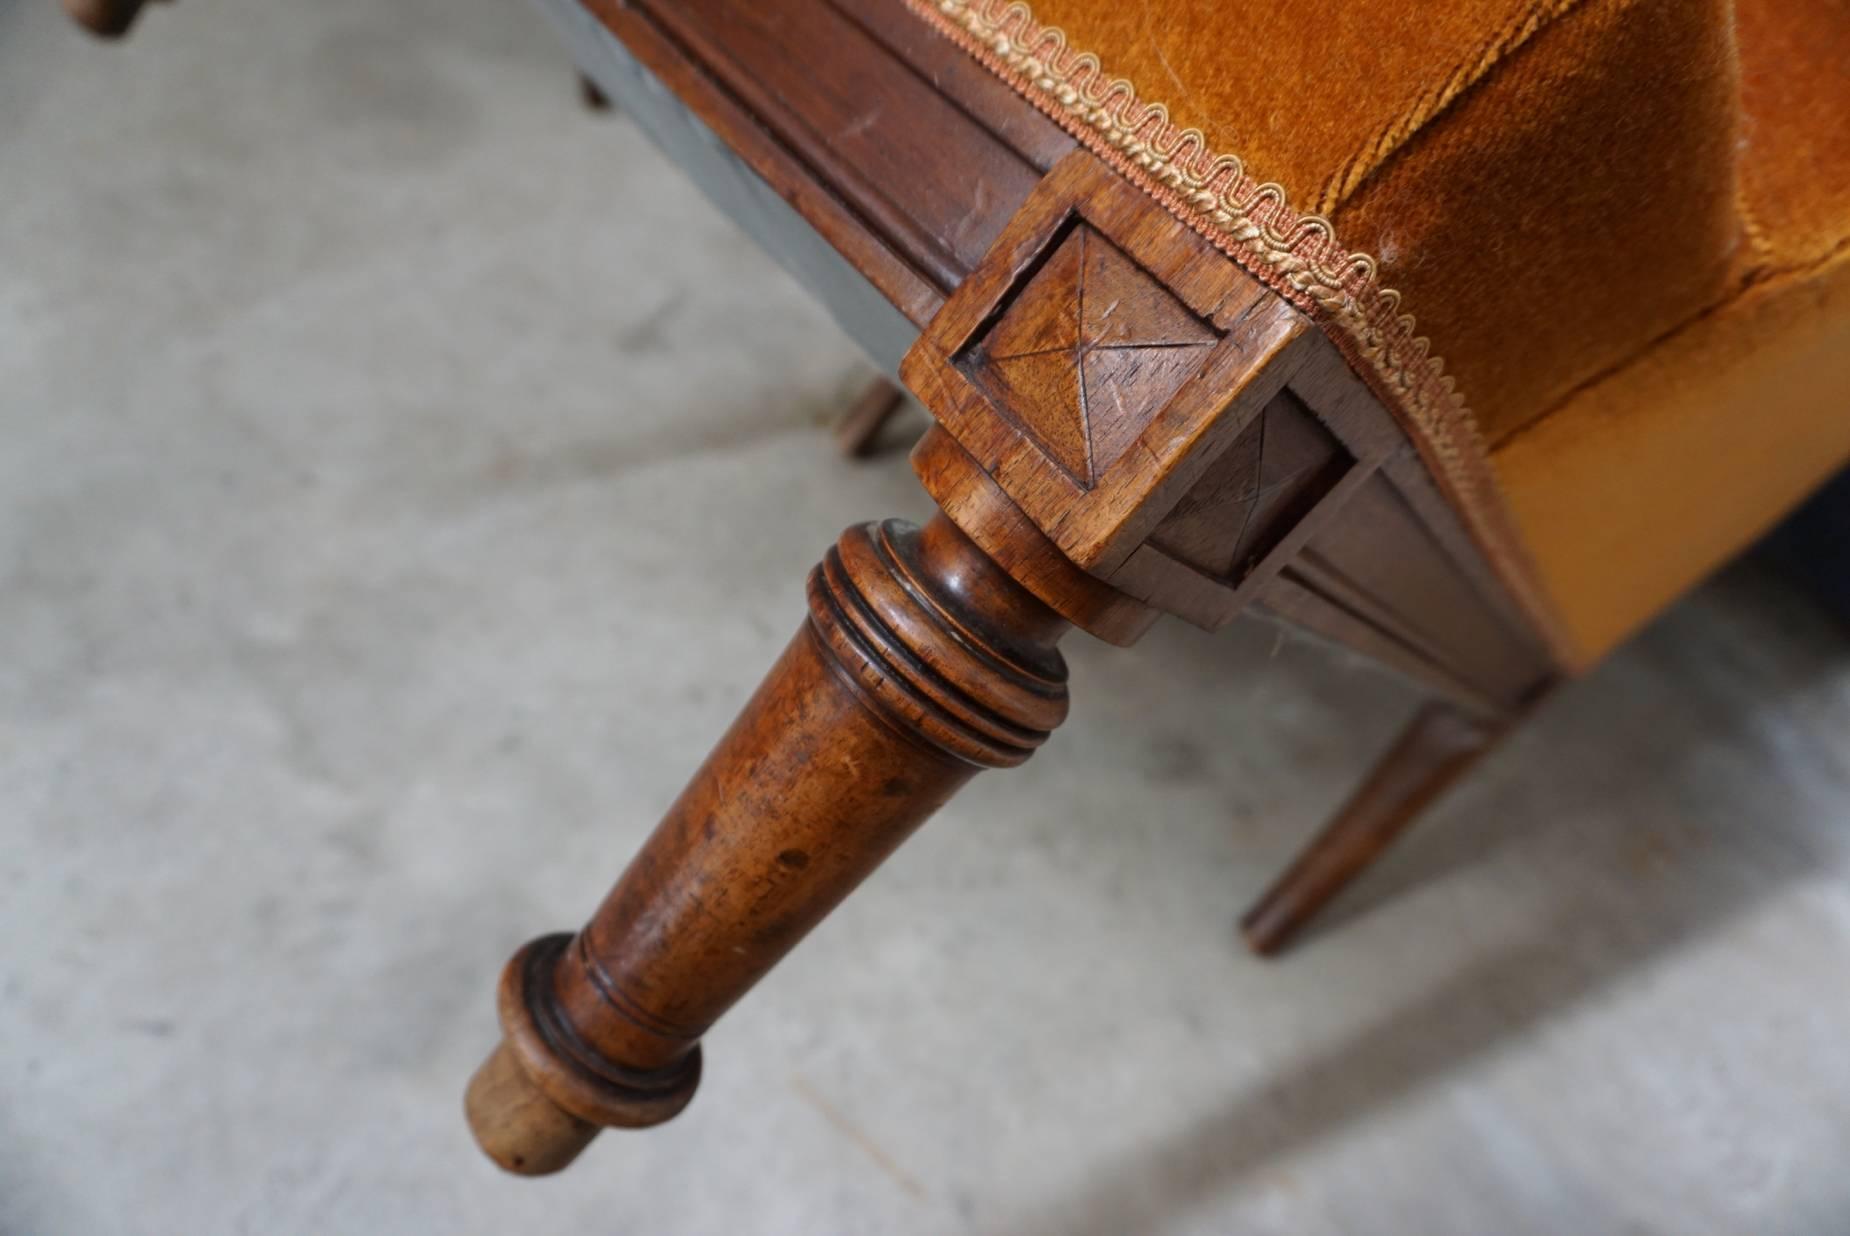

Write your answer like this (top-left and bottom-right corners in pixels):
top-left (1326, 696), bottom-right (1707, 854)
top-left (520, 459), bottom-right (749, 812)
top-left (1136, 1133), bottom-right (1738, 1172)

top-left (1495, 0), bottom-right (1850, 660)
top-left (1735, 0), bottom-right (1850, 272)
top-left (907, 0), bottom-right (1850, 666)
top-left (1004, 0), bottom-right (1744, 446)
top-left (1496, 249), bottom-right (1850, 660)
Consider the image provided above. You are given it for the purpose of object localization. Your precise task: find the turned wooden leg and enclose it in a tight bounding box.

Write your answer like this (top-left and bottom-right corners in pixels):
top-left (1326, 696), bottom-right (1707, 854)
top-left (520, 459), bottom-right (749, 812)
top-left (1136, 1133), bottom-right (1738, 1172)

top-left (1240, 702), bottom-right (1505, 957)
top-left (833, 377), bottom-right (907, 458)
top-left (61, 0), bottom-right (164, 38)
top-left (465, 487), bottom-right (1140, 1174)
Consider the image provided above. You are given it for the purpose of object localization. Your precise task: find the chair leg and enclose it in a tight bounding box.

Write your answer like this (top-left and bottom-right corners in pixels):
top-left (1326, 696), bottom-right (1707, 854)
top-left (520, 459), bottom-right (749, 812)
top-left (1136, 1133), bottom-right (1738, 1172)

top-left (464, 507), bottom-right (1130, 1174)
top-left (833, 377), bottom-right (907, 458)
top-left (62, 0), bottom-right (165, 38)
top-left (1240, 701), bottom-right (1505, 957)
top-left (578, 73), bottom-right (612, 113)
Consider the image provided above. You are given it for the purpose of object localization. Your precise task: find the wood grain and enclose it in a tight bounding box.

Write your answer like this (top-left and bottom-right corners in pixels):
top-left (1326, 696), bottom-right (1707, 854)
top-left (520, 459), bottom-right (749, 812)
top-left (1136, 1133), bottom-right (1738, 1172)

top-left (905, 155), bottom-right (1319, 577)
top-left (957, 223), bottom-right (1221, 487)
top-left (467, 509), bottom-right (1140, 1171)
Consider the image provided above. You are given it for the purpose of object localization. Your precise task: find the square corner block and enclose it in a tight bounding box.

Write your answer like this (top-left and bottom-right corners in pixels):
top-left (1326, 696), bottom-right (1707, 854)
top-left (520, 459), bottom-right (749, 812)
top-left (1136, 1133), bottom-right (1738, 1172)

top-left (902, 153), bottom-right (1321, 575)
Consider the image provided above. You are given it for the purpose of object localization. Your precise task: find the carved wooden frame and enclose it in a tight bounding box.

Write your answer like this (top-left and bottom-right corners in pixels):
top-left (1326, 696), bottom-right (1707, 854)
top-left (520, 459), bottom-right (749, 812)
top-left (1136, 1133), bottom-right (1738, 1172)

top-left (448, 0), bottom-right (1579, 1177)
top-left (904, 157), bottom-right (1404, 635)
top-left (904, 155), bottom-right (1318, 573)
top-left (547, 0), bottom-right (1561, 713)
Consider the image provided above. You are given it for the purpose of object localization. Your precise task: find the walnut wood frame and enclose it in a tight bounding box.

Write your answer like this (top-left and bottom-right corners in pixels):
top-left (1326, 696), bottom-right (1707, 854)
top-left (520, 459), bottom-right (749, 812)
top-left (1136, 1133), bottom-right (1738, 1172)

top-left (546, 0), bottom-right (1557, 710)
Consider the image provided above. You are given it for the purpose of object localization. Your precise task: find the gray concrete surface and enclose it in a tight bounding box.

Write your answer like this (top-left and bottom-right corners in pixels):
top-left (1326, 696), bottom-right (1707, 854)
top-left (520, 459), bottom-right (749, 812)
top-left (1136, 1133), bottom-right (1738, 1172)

top-left (4, 1), bottom-right (1849, 1232)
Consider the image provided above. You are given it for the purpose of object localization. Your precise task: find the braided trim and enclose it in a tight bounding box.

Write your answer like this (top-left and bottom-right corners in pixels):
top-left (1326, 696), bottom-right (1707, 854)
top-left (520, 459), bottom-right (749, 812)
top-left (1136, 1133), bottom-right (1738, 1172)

top-left (903, 0), bottom-right (1579, 666)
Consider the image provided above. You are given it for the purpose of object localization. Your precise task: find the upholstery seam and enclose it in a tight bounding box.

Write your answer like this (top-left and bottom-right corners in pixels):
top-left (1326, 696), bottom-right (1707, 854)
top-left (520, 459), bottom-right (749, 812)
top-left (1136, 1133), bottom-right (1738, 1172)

top-left (1314, 0), bottom-right (1592, 216)
top-left (1494, 233), bottom-right (1850, 455)
top-left (1724, 4), bottom-right (1776, 279)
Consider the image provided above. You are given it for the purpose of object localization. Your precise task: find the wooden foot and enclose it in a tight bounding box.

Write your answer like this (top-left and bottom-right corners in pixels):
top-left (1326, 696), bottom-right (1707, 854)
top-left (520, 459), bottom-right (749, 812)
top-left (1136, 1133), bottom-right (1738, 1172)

top-left (61, 0), bottom-right (163, 38)
top-left (465, 1040), bottom-right (598, 1176)
top-left (833, 377), bottom-right (907, 458)
top-left (466, 475), bottom-right (1148, 1174)
top-left (1240, 702), bottom-right (1503, 956)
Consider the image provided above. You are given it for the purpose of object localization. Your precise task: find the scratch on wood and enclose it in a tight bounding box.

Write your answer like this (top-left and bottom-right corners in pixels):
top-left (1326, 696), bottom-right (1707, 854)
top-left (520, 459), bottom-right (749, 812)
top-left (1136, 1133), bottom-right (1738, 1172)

top-left (1224, 291), bottom-right (1267, 338)
top-left (954, 180), bottom-right (993, 244)
top-left (840, 108), bottom-right (882, 140)
top-left (790, 1075), bottom-right (927, 1199)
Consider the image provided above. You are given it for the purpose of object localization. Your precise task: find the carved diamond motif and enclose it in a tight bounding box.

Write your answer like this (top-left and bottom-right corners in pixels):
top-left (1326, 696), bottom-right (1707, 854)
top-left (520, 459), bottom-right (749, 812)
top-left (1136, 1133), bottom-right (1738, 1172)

top-left (959, 226), bottom-right (1217, 487)
top-left (1150, 391), bottom-right (1348, 583)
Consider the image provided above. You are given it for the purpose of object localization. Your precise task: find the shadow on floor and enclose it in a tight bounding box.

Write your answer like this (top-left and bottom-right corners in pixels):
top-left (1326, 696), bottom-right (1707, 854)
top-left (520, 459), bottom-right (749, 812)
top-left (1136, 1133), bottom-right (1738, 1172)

top-left (991, 559), bottom-right (1846, 1235)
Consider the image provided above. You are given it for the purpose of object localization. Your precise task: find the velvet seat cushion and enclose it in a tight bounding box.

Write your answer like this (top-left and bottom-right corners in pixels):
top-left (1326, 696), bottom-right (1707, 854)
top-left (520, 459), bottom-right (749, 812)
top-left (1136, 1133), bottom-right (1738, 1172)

top-left (906, 0), bottom-right (1850, 665)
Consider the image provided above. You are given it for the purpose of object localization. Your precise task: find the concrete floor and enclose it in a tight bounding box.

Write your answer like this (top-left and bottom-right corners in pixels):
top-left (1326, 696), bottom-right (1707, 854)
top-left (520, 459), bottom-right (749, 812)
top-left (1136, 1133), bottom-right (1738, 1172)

top-left (5, 1), bottom-right (1850, 1232)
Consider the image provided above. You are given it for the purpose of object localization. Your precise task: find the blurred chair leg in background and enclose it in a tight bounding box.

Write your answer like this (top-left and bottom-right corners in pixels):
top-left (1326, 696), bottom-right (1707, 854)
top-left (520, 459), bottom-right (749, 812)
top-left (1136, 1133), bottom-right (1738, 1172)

top-left (1241, 701), bottom-right (1511, 957)
top-left (62, 0), bottom-right (166, 39)
top-left (579, 72), bottom-right (613, 113)
top-left (833, 376), bottom-right (908, 459)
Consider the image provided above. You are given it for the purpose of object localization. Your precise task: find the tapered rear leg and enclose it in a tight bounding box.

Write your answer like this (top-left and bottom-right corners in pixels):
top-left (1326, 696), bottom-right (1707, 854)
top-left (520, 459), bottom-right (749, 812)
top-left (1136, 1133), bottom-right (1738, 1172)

top-left (1240, 702), bottom-right (1506, 956)
top-left (62, 0), bottom-right (165, 38)
top-left (579, 73), bottom-right (612, 112)
top-left (833, 376), bottom-right (907, 458)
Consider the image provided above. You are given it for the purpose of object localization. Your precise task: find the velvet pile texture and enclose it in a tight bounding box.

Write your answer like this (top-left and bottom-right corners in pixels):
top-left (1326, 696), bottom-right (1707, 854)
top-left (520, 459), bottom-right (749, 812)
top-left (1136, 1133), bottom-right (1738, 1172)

top-left (919, 0), bottom-right (1850, 664)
